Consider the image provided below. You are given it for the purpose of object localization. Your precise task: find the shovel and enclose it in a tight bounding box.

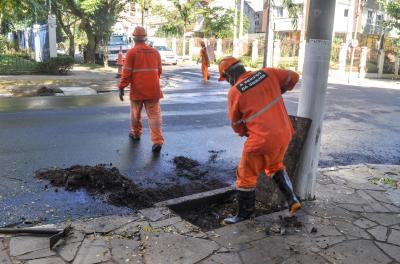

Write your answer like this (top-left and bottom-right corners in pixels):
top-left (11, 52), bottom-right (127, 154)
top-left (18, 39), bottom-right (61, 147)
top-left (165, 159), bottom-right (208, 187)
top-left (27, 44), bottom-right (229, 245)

top-left (0, 225), bottom-right (72, 249)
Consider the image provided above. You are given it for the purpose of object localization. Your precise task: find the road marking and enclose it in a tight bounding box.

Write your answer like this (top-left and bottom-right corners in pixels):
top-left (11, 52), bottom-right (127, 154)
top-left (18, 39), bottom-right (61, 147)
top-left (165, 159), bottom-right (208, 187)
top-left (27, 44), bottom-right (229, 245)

top-left (59, 87), bottom-right (97, 96)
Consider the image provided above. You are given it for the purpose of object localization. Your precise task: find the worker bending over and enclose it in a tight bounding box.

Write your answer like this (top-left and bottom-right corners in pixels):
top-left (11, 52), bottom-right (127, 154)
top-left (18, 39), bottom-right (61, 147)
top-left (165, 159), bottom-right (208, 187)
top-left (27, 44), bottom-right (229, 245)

top-left (118, 26), bottom-right (164, 152)
top-left (218, 56), bottom-right (301, 224)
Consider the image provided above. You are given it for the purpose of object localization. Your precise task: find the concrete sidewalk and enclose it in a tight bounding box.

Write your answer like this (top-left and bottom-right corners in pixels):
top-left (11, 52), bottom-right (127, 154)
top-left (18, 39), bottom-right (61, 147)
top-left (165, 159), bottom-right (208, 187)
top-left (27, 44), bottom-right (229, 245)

top-left (0, 66), bottom-right (119, 97)
top-left (328, 70), bottom-right (400, 90)
top-left (1, 164), bottom-right (400, 264)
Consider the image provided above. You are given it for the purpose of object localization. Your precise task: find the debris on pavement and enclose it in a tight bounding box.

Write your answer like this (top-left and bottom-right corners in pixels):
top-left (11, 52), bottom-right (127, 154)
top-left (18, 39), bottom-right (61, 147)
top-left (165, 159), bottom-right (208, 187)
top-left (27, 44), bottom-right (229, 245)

top-left (208, 150), bottom-right (225, 163)
top-left (35, 164), bottom-right (227, 210)
top-left (265, 216), bottom-right (303, 236)
top-left (173, 156), bottom-right (208, 180)
top-left (173, 156), bottom-right (199, 169)
top-left (36, 86), bottom-right (55, 96)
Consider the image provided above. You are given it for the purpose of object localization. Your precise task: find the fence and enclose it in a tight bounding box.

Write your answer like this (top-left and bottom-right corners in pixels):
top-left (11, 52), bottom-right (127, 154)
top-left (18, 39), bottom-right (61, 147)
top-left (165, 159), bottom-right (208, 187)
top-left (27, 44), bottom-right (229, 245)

top-left (5, 24), bottom-right (49, 62)
top-left (0, 23), bottom-right (49, 75)
top-left (0, 53), bottom-right (38, 75)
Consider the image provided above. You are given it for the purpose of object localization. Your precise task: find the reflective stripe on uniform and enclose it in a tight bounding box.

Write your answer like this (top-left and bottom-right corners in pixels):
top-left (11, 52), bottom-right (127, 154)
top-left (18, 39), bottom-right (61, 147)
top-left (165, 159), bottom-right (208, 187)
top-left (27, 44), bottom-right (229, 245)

top-left (123, 67), bottom-right (133, 71)
top-left (132, 68), bottom-right (159, 73)
top-left (285, 70), bottom-right (292, 85)
top-left (233, 95), bottom-right (282, 125)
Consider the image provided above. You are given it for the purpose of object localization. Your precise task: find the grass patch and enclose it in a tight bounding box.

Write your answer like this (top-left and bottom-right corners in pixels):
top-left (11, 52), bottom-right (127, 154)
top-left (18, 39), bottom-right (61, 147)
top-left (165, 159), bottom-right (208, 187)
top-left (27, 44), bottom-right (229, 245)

top-left (370, 177), bottom-right (399, 188)
top-left (0, 55), bottom-right (38, 75)
top-left (276, 57), bottom-right (298, 70)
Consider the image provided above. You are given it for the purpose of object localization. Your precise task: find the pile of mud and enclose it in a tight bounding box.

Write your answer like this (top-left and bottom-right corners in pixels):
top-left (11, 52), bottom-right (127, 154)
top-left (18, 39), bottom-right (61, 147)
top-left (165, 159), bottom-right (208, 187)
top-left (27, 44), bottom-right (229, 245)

top-left (35, 163), bottom-right (227, 210)
top-left (173, 156), bottom-right (208, 180)
top-left (36, 86), bottom-right (55, 96)
top-left (173, 156), bottom-right (199, 169)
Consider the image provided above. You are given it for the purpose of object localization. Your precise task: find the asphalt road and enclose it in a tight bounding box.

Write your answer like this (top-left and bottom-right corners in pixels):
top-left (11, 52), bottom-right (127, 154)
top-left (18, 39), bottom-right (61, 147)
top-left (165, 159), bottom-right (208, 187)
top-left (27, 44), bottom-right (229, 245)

top-left (0, 65), bottom-right (399, 226)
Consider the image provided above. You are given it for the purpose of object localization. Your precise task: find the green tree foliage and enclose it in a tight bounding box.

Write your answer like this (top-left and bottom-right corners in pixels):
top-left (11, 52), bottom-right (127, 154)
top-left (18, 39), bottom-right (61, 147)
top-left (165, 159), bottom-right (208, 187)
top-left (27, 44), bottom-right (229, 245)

top-left (281, 0), bottom-right (301, 30)
top-left (0, 0), bottom-right (47, 34)
top-left (1, 0), bottom-right (124, 64)
top-left (131, 0), bottom-right (152, 25)
top-left (153, 0), bottom-right (201, 56)
top-left (56, 0), bottom-right (126, 63)
top-left (379, 0), bottom-right (400, 52)
top-left (154, 2), bottom-right (248, 39)
top-left (382, 0), bottom-right (400, 31)
top-left (170, 0), bottom-right (201, 35)
top-left (200, 6), bottom-right (249, 38)
top-left (152, 4), bottom-right (183, 37)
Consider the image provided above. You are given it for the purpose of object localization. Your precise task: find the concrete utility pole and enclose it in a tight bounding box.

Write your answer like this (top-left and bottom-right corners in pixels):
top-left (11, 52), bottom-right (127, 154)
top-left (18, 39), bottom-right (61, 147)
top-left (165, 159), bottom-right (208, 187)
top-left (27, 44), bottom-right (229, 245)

top-left (262, 0), bottom-right (271, 67)
top-left (48, 0), bottom-right (57, 58)
top-left (233, 0), bottom-right (239, 57)
top-left (348, 0), bottom-right (361, 82)
top-left (297, 0), bottom-right (310, 72)
top-left (239, 0), bottom-right (245, 39)
top-left (345, 0), bottom-right (356, 44)
top-left (295, 0), bottom-right (336, 200)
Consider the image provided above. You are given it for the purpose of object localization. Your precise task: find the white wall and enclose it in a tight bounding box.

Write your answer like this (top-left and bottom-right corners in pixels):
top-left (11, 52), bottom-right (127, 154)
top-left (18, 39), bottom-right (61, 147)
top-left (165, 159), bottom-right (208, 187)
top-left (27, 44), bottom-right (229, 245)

top-left (333, 0), bottom-right (352, 34)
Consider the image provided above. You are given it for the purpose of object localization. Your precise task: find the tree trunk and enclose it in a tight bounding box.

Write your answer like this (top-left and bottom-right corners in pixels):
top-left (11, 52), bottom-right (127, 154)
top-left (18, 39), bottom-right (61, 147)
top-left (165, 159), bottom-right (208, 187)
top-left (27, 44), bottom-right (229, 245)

top-left (85, 31), bottom-right (96, 63)
top-left (53, 5), bottom-right (75, 57)
top-left (0, 13), bottom-right (3, 34)
top-left (182, 33), bottom-right (186, 59)
top-left (103, 38), bottom-right (109, 68)
top-left (182, 24), bottom-right (187, 59)
top-left (81, 20), bottom-right (96, 63)
top-left (68, 34), bottom-right (75, 57)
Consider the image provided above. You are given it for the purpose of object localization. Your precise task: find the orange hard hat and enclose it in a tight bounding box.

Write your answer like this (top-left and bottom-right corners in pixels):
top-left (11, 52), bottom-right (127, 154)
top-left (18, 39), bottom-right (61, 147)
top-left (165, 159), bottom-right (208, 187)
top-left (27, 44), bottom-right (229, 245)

top-left (218, 56), bottom-right (240, 81)
top-left (133, 26), bottom-right (147, 40)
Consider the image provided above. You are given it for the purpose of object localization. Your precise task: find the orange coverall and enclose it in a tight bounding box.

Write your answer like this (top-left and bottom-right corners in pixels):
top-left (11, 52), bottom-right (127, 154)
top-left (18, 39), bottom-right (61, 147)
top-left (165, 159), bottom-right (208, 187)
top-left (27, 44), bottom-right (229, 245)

top-left (200, 47), bottom-right (210, 81)
top-left (228, 68), bottom-right (299, 189)
top-left (118, 42), bottom-right (164, 145)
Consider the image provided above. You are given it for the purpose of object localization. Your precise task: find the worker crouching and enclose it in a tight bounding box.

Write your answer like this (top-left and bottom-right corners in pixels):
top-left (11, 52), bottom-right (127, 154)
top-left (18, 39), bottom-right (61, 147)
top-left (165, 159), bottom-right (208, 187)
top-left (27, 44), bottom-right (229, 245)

top-left (118, 26), bottom-right (164, 152)
top-left (218, 56), bottom-right (301, 224)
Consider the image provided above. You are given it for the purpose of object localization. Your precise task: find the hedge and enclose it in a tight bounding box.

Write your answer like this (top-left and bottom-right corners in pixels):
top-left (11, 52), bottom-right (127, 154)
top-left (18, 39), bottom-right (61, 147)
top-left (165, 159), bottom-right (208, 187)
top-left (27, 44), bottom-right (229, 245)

top-left (37, 55), bottom-right (74, 74)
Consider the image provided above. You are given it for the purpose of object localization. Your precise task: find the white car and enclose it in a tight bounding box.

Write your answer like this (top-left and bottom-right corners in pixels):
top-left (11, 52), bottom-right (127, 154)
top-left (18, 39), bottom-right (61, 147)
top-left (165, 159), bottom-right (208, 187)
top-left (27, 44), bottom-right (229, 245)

top-left (106, 35), bottom-right (131, 64)
top-left (154, 45), bottom-right (177, 65)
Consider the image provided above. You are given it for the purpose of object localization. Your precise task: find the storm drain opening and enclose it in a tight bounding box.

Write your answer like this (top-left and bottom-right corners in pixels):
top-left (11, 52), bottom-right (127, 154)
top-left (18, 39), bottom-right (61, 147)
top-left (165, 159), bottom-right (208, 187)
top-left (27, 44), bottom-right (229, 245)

top-left (161, 187), bottom-right (280, 232)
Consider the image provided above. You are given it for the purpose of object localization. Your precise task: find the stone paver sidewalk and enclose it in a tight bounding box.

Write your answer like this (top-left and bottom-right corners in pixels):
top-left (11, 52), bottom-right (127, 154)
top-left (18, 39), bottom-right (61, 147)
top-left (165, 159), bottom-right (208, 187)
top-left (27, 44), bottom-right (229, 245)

top-left (1, 164), bottom-right (400, 264)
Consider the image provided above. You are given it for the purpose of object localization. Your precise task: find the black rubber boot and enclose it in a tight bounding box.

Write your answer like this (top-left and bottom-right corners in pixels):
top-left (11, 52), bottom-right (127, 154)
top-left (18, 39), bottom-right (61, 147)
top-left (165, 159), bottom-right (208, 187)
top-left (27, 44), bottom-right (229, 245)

top-left (273, 170), bottom-right (301, 215)
top-left (223, 190), bottom-right (255, 225)
top-left (152, 144), bottom-right (162, 152)
top-left (129, 133), bottom-right (141, 141)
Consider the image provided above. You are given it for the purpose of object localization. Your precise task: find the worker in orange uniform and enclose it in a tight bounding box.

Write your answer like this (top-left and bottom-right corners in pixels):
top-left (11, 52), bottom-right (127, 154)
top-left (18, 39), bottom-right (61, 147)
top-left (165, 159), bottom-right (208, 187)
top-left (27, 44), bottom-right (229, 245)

top-left (218, 56), bottom-right (301, 224)
top-left (118, 26), bottom-right (164, 152)
top-left (199, 40), bottom-right (210, 83)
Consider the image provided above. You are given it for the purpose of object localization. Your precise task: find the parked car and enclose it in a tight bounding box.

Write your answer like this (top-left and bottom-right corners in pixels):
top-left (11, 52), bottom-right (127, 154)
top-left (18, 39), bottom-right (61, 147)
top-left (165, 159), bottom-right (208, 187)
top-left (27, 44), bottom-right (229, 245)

top-left (155, 45), bottom-right (177, 65)
top-left (107, 35), bottom-right (131, 64)
top-left (147, 39), bottom-right (177, 65)
top-left (96, 34), bottom-right (131, 64)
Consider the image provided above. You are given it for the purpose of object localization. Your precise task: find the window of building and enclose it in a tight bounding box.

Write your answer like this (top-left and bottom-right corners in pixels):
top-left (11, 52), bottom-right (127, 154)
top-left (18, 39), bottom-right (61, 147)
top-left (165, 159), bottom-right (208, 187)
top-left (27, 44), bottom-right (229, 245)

top-left (344, 9), bottom-right (349, 17)
top-left (367, 10), bottom-right (373, 24)
top-left (376, 14), bottom-right (383, 25)
top-left (276, 7), bottom-right (283, 17)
